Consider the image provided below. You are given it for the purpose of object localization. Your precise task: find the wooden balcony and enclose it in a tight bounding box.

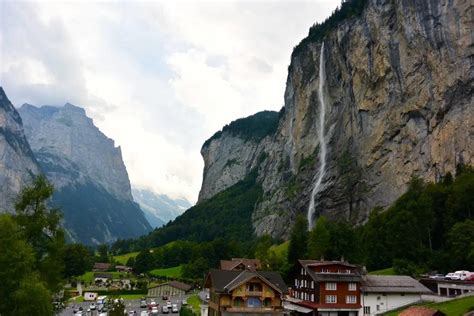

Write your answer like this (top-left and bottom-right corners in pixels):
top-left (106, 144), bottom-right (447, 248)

top-left (224, 307), bottom-right (283, 313)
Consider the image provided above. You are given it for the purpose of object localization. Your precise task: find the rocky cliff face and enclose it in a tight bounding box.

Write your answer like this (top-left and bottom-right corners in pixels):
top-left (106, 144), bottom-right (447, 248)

top-left (0, 88), bottom-right (40, 212)
top-left (19, 103), bottom-right (151, 244)
top-left (198, 0), bottom-right (473, 239)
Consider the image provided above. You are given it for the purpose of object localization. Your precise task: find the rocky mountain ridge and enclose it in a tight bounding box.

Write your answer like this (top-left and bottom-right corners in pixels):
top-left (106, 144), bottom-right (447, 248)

top-left (0, 87), bottom-right (40, 212)
top-left (18, 102), bottom-right (151, 244)
top-left (198, 0), bottom-right (473, 239)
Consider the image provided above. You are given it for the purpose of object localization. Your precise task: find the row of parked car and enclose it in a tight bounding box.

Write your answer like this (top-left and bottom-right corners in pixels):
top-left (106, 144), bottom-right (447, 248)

top-left (141, 298), bottom-right (181, 315)
top-left (429, 270), bottom-right (473, 281)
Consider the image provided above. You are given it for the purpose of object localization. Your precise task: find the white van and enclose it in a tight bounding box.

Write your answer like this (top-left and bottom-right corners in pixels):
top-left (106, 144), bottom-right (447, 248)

top-left (97, 295), bottom-right (108, 305)
top-left (454, 270), bottom-right (472, 280)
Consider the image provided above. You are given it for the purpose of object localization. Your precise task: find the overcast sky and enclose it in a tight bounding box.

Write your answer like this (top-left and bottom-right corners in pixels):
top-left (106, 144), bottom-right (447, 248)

top-left (1, 0), bottom-right (339, 203)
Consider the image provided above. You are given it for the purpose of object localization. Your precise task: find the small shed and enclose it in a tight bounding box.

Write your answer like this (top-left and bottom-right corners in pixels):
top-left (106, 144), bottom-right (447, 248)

top-left (147, 281), bottom-right (192, 297)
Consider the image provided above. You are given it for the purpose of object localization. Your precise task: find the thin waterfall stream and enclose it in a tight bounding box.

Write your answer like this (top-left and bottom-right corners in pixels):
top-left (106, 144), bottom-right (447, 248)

top-left (307, 42), bottom-right (327, 229)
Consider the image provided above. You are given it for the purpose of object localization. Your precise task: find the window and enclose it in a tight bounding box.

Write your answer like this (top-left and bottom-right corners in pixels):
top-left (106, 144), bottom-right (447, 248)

top-left (325, 282), bottom-right (337, 290)
top-left (346, 295), bottom-right (357, 304)
top-left (295, 279), bottom-right (298, 287)
top-left (311, 281), bottom-right (314, 289)
top-left (263, 298), bottom-right (271, 307)
top-left (325, 295), bottom-right (337, 303)
top-left (234, 297), bottom-right (244, 307)
top-left (247, 297), bottom-right (261, 308)
top-left (248, 283), bottom-right (262, 292)
top-left (364, 306), bottom-right (370, 315)
top-left (376, 305), bottom-right (380, 311)
top-left (301, 268), bottom-right (304, 275)
top-left (348, 283), bottom-right (357, 291)
top-left (311, 294), bottom-right (315, 302)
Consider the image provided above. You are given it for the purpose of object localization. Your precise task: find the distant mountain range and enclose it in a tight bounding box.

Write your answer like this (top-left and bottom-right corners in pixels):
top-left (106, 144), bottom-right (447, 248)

top-left (132, 188), bottom-right (191, 228)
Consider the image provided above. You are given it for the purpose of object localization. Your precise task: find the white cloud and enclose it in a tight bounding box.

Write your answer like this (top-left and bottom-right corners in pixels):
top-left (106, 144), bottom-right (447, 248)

top-left (0, 0), bottom-right (339, 203)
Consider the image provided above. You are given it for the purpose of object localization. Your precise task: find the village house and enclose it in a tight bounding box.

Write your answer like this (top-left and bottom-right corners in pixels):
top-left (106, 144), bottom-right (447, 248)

top-left (360, 275), bottom-right (432, 315)
top-left (93, 262), bottom-right (111, 272)
top-left (94, 273), bottom-right (113, 284)
top-left (204, 269), bottom-right (288, 316)
top-left (286, 260), bottom-right (363, 316)
top-left (286, 260), bottom-right (434, 316)
top-left (148, 280), bottom-right (192, 298)
top-left (220, 258), bottom-right (262, 271)
top-left (115, 265), bottom-right (133, 273)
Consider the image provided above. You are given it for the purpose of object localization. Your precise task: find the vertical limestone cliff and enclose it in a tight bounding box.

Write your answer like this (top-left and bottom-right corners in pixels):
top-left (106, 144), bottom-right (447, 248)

top-left (198, 0), bottom-right (473, 239)
top-left (0, 88), bottom-right (40, 212)
top-left (19, 103), bottom-right (151, 244)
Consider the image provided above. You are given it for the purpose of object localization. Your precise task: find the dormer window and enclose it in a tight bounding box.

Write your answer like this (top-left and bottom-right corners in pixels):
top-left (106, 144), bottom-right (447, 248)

top-left (325, 282), bottom-right (337, 290)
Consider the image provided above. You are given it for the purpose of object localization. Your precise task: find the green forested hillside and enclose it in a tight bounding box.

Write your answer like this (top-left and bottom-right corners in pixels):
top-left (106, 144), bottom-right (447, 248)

top-left (112, 166), bottom-right (473, 280)
top-left (203, 111), bottom-right (279, 147)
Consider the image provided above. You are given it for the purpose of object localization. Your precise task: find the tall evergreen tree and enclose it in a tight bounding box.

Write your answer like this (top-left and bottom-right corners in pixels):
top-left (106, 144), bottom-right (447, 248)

top-left (307, 216), bottom-right (330, 259)
top-left (287, 214), bottom-right (308, 280)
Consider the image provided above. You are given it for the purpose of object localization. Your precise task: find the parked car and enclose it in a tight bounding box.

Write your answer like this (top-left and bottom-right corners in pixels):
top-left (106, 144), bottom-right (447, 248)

top-left (140, 311), bottom-right (149, 316)
top-left (445, 272), bottom-right (461, 280)
top-left (128, 311), bottom-right (137, 315)
top-left (171, 304), bottom-right (179, 313)
top-left (162, 305), bottom-right (169, 314)
top-left (465, 274), bottom-right (474, 281)
top-left (455, 270), bottom-right (472, 280)
top-left (181, 299), bottom-right (187, 306)
top-left (167, 301), bottom-right (172, 308)
top-left (151, 306), bottom-right (159, 315)
top-left (140, 299), bottom-right (147, 308)
top-left (74, 311), bottom-right (83, 316)
top-left (429, 274), bottom-right (445, 279)
top-left (89, 302), bottom-right (96, 310)
top-left (205, 294), bottom-right (210, 300)
top-left (162, 295), bottom-right (169, 300)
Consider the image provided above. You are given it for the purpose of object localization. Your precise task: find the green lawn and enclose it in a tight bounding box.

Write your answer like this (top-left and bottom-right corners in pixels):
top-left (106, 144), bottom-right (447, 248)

top-left (369, 267), bottom-right (396, 275)
top-left (113, 251), bottom-right (139, 265)
top-left (270, 241), bottom-right (289, 257)
top-left (149, 265), bottom-right (183, 278)
top-left (118, 294), bottom-right (146, 300)
top-left (77, 271), bottom-right (132, 283)
top-left (187, 294), bottom-right (201, 314)
top-left (383, 296), bottom-right (474, 316)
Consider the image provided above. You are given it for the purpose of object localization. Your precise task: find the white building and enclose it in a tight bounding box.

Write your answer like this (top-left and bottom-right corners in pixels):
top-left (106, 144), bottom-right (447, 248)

top-left (360, 275), bottom-right (432, 315)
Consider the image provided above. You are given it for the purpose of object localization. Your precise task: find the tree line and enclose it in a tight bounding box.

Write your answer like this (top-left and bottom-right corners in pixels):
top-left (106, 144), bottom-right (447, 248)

top-left (279, 165), bottom-right (474, 281)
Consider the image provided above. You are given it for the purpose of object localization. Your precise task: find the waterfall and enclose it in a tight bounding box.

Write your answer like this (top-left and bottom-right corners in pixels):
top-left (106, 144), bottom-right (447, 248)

top-left (307, 42), bottom-right (327, 229)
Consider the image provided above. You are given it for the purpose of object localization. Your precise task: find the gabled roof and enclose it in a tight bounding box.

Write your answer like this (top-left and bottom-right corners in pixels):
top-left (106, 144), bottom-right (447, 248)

top-left (299, 260), bottom-right (363, 282)
top-left (94, 273), bottom-right (113, 279)
top-left (149, 280), bottom-right (192, 292)
top-left (93, 262), bottom-right (111, 270)
top-left (362, 275), bottom-right (432, 294)
top-left (205, 269), bottom-right (288, 294)
top-left (299, 259), bottom-right (357, 268)
top-left (220, 258), bottom-right (261, 271)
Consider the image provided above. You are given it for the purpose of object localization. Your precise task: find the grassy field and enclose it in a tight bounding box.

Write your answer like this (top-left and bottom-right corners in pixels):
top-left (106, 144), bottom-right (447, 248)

top-left (149, 265), bottom-right (183, 278)
top-left (270, 241), bottom-right (289, 257)
top-left (187, 294), bottom-right (201, 314)
top-left (113, 251), bottom-right (139, 265)
top-left (77, 271), bottom-right (132, 283)
top-left (383, 296), bottom-right (474, 316)
top-left (369, 267), bottom-right (396, 275)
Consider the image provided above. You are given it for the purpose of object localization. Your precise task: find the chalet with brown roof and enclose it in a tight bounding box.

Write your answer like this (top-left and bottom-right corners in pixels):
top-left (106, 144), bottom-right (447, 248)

top-left (287, 260), bottom-right (363, 316)
top-left (93, 262), bottom-right (111, 272)
top-left (205, 269), bottom-right (287, 316)
top-left (220, 258), bottom-right (262, 271)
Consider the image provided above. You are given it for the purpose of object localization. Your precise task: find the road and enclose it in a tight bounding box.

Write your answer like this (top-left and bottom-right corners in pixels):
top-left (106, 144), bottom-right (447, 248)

top-left (60, 295), bottom-right (192, 316)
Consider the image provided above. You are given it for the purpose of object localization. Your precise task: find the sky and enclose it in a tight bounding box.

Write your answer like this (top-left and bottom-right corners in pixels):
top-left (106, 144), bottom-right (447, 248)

top-left (0, 0), bottom-right (339, 203)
